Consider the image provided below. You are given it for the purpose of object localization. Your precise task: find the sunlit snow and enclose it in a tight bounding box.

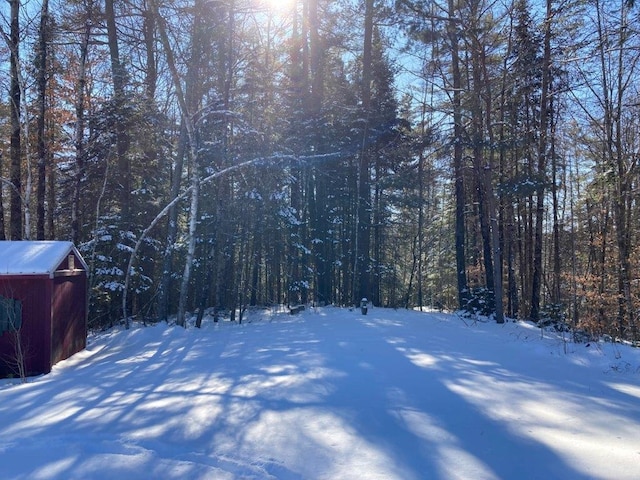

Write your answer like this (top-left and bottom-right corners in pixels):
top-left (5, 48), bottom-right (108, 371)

top-left (1, 307), bottom-right (639, 479)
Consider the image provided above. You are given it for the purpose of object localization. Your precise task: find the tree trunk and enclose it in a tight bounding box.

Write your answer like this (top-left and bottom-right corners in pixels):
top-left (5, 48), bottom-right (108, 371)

top-left (72, 16), bottom-right (91, 245)
top-left (148, 0), bottom-right (201, 327)
top-left (613, 2), bottom-right (635, 340)
top-left (9, 0), bottom-right (22, 240)
top-left (105, 0), bottom-right (130, 223)
top-left (447, 0), bottom-right (468, 309)
top-left (143, 3), bottom-right (157, 101)
top-left (0, 151), bottom-right (5, 240)
top-left (36, 0), bottom-right (50, 240)
top-left (153, 0), bottom-right (209, 327)
top-left (158, 126), bottom-right (187, 320)
top-left (355, 0), bottom-right (374, 305)
top-left (530, 0), bottom-right (552, 322)
top-left (156, 0), bottom-right (209, 321)
top-left (550, 94), bottom-right (561, 306)
top-left (478, 19), bottom-right (504, 323)
top-left (177, 176), bottom-right (200, 327)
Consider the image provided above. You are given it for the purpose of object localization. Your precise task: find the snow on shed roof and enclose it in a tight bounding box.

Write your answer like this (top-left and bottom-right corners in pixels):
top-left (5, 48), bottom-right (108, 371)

top-left (0, 241), bottom-right (87, 276)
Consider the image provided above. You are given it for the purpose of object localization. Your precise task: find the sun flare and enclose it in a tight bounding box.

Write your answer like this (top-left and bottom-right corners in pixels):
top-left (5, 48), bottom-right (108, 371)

top-left (261, 0), bottom-right (295, 14)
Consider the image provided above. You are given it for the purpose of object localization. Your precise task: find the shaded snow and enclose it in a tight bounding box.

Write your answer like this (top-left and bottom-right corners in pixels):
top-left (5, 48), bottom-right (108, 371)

top-left (1, 307), bottom-right (639, 479)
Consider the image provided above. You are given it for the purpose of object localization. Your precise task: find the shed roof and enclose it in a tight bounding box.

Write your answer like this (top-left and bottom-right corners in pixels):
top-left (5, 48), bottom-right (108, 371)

top-left (0, 241), bottom-right (88, 276)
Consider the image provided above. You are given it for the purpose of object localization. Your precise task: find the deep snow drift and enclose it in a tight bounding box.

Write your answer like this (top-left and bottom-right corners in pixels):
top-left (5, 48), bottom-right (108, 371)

top-left (1, 307), bottom-right (639, 479)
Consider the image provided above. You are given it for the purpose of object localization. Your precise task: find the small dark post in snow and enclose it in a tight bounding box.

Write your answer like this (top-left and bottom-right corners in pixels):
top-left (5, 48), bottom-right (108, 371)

top-left (361, 298), bottom-right (368, 315)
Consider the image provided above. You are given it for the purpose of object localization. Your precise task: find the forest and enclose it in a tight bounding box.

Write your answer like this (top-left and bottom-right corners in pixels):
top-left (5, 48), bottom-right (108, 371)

top-left (0, 0), bottom-right (638, 341)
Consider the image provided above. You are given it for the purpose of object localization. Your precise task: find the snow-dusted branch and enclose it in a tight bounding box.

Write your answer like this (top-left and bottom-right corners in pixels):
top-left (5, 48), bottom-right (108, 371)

top-left (122, 156), bottom-right (270, 326)
top-left (0, 177), bottom-right (21, 198)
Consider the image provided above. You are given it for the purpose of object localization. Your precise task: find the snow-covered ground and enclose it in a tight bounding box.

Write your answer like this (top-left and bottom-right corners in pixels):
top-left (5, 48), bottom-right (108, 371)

top-left (1, 306), bottom-right (639, 480)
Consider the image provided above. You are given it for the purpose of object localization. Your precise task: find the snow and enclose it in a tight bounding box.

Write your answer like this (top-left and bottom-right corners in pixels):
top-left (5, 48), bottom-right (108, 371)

top-left (0, 241), bottom-right (87, 275)
top-left (1, 307), bottom-right (639, 479)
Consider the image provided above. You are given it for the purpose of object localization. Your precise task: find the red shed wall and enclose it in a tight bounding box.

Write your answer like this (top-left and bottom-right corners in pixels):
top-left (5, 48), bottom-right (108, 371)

top-left (51, 273), bottom-right (87, 365)
top-left (0, 276), bottom-right (52, 377)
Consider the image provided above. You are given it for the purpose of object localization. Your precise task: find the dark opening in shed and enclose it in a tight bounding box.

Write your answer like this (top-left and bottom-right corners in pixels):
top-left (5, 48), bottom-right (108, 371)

top-left (0, 241), bottom-right (88, 378)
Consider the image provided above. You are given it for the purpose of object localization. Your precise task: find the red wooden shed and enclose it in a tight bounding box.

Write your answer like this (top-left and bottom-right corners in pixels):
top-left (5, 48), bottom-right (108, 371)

top-left (0, 241), bottom-right (88, 378)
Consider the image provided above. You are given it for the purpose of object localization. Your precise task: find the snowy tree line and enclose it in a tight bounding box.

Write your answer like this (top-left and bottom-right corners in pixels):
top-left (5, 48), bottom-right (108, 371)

top-left (0, 0), bottom-right (638, 341)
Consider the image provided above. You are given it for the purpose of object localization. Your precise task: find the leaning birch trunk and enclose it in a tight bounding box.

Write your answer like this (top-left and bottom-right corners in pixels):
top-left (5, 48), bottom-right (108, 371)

top-left (122, 157), bottom-right (263, 326)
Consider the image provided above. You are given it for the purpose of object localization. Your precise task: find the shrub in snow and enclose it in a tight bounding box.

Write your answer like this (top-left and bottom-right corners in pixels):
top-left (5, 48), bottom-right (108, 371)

top-left (460, 287), bottom-right (495, 317)
top-left (538, 303), bottom-right (577, 337)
